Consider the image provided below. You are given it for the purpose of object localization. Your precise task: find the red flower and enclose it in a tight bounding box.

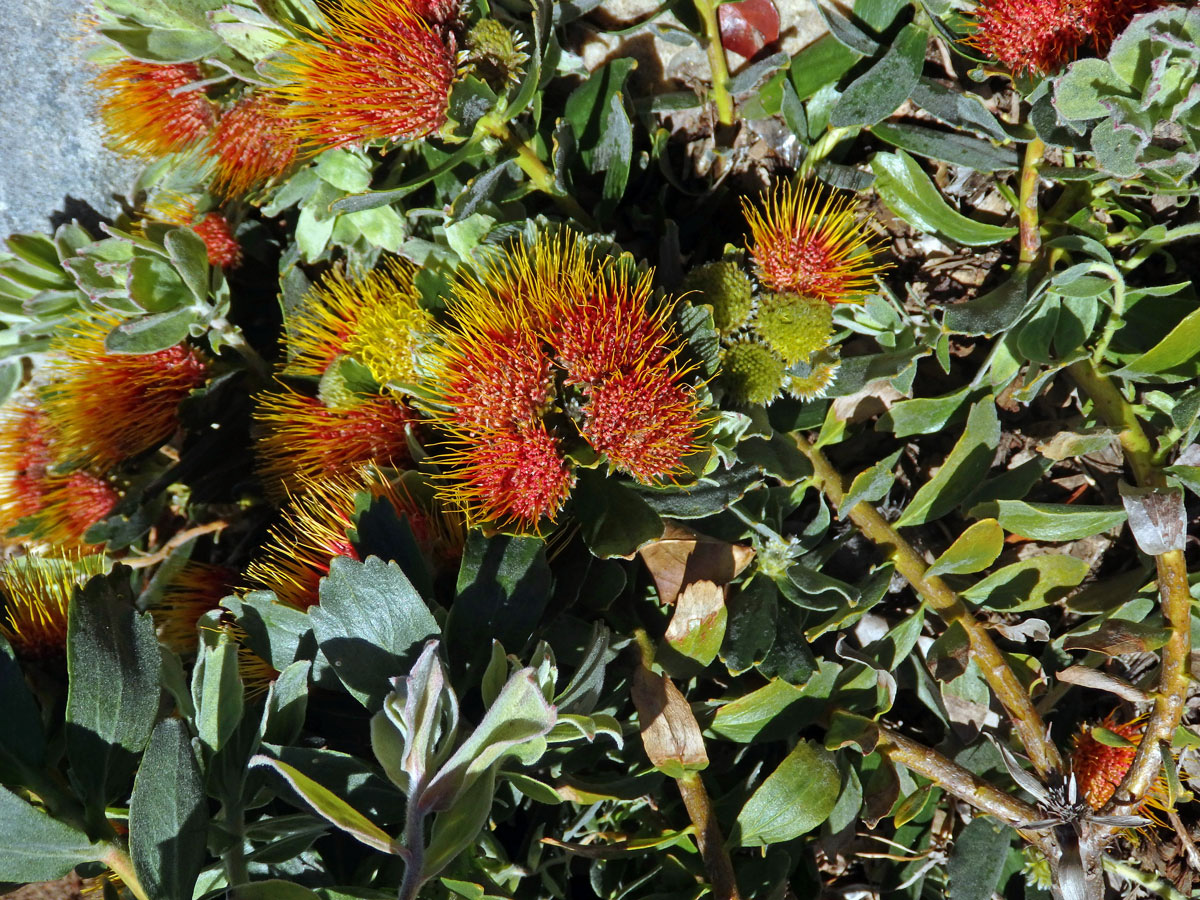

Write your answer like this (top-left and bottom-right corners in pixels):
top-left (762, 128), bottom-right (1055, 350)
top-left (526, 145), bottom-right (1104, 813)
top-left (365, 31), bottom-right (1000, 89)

top-left (33, 471), bottom-right (120, 551)
top-left (93, 60), bottom-right (215, 159)
top-left (207, 91), bottom-right (300, 198)
top-left (1071, 712), bottom-right (1170, 818)
top-left (254, 388), bottom-right (416, 495)
top-left (440, 423), bottom-right (574, 532)
top-left (582, 365), bottom-right (702, 483)
top-left (41, 319), bottom-right (208, 468)
top-left (269, 0), bottom-right (457, 151)
top-left (743, 180), bottom-right (889, 303)
top-left (0, 400), bottom-right (54, 540)
top-left (192, 213), bottom-right (242, 269)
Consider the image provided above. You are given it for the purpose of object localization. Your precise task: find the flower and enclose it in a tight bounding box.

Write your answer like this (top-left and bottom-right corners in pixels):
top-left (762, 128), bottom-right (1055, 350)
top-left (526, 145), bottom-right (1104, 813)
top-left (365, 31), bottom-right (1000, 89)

top-left (30, 471), bottom-right (121, 551)
top-left (0, 554), bottom-right (107, 661)
top-left (192, 213), bottom-right (242, 269)
top-left (283, 260), bottom-right (432, 386)
top-left (681, 260), bottom-right (755, 335)
top-left (720, 340), bottom-right (786, 406)
top-left (438, 422), bottom-right (575, 532)
top-left (753, 291), bottom-right (834, 366)
top-left (206, 91), bottom-right (300, 198)
top-left (0, 400), bottom-right (54, 540)
top-left (268, 0), bottom-right (457, 152)
top-left (743, 180), bottom-right (888, 303)
top-left (150, 562), bottom-right (236, 656)
top-left (254, 388), bottom-right (417, 494)
top-left (1071, 712), bottom-right (1171, 819)
top-left (581, 366), bottom-right (702, 483)
top-left (40, 317), bottom-right (208, 468)
top-left (93, 60), bottom-right (215, 159)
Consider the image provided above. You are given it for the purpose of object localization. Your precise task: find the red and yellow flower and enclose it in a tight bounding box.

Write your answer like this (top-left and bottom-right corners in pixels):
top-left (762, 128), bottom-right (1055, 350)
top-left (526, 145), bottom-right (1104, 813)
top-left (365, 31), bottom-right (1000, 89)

top-left (0, 554), bottom-right (107, 661)
top-left (1071, 711), bottom-right (1172, 820)
top-left (206, 91), bottom-right (301, 198)
top-left (0, 399), bottom-right (54, 540)
top-left (742, 180), bottom-right (889, 303)
top-left (93, 59), bottom-right (215, 159)
top-left (268, 0), bottom-right (457, 152)
top-left (150, 562), bottom-right (236, 657)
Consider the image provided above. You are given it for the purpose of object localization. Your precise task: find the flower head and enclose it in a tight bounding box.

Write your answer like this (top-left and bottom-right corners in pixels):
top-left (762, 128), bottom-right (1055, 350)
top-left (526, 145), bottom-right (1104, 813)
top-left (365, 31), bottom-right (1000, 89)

top-left (1071, 712), bottom-right (1172, 819)
top-left (206, 91), bottom-right (300, 198)
top-left (269, 0), bottom-right (457, 152)
top-left (41, 317), bottom-right (208, 468)
top-left (192, 213), bottom-right (242, 269)
top-left (150, 562), bottom-right (235, 656)
top-left (720, 340), bottom-right (786, 406)
top-left (30, 471), bottom-right (121, 551)
top-left (0, 555), bottom-right (107, 661)
top-left (681, 260), bottom-right (755, 335)
top-left (254, 388), bottom-right (417, 494)
top-left (93, 60), bottom-right (215, 159)
top-left (439, 423), bottom-right (574, 532)
top-left (743, 180), bottom-right (889, 303)
top-left (283, 259), bottom-right (432, 386)
top-left (0, 400), bottom-right (54, 540)
top-left (753, 291), bottom-right (834, 365)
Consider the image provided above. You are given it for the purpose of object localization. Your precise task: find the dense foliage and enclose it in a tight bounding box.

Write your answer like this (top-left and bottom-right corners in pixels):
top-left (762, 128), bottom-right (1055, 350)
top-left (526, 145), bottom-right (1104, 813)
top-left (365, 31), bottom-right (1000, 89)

top-left (1, 1), bottom-right (1199, 899)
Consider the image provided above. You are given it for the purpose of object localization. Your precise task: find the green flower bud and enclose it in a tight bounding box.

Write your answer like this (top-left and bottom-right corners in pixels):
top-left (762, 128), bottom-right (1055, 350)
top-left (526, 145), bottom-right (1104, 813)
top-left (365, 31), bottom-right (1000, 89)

top-left (720, 340), bottom-right (785, 406)
top-left (466, 18), bottom-right (529, 85)
top-left (785, 349), bottom-right (840, 401)
top-left (754, 291), bottom-right (833, 366)
top-left (682, 261), bottom-right (754, 335)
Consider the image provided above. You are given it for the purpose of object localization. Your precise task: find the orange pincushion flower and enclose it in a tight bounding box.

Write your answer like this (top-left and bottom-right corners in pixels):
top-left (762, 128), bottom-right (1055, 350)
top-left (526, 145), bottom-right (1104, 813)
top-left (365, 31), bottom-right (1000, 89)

top-left (150, 562), bottom-right (236, 656)
top-left (268, 0), bottom-right (457, 151)
top-left (582, 366), bottom-right (702, 483)
top-left (192, 213), bottom-right (242, 269)
top-left (207, 91), bottom-right (300, 198)
top-left (40, 318), bottom-right (208, 468)
top-left (283, 259), bottom-right (432, 385)
top-left (0, 400), bottom-right (54, 539)
top-left (0, 555), bottom-right (107, 661)
top-left (254, 388), bottom-right (417, 494)
top-left (743, 180), bottom-right (889, 303)
top-left (93, 60), bottom-right (215, 159)
top-left (440, 423), bottom-right (574, 532)
top-left (1071, 712), bottom-right (1172, 817)
top-left (31, 471), bottom-right (121, 551)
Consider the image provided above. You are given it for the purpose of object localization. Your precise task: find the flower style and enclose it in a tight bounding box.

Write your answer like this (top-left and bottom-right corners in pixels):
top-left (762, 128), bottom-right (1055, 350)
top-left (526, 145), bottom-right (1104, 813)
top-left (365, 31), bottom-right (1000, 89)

top-left (743, 180), bottom-right (889, 303)
top-left (93, 59), bottom-right (215, 159)
top-left (254, 388), bottom-right (417, 494)
top-left (206, 91), bottom-right (301, 198)
top-left (283, 259), bottom-right (433, 386)
top-left (0, 400), bottom-right (54, 540)
top-left (0, 555), bottom-right (107, 661)
top-left (1071, 712), bottom-right (1172, 818)
top-left (150, 562), bottom-right (236, 656)
top-left (268, 0), bottom-right (457, 152)
top-left (40, 317), bottom-right (208, 469)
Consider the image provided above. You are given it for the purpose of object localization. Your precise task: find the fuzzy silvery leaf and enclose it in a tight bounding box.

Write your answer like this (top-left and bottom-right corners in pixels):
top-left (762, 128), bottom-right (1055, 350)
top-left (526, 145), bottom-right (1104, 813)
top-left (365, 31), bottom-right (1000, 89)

top-left (1118, 482), bottom-right (1187, 555)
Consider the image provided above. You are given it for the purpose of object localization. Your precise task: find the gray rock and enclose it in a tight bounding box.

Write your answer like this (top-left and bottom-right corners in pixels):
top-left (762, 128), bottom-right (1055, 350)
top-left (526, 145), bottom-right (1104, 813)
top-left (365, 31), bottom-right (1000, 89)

top-left (0, 0), bottom-right (141, 239)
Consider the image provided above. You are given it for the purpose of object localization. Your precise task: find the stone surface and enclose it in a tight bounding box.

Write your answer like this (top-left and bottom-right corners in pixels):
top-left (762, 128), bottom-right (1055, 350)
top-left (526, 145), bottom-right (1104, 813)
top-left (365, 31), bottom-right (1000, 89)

top-left (0, 0), bottom-right (141, 239)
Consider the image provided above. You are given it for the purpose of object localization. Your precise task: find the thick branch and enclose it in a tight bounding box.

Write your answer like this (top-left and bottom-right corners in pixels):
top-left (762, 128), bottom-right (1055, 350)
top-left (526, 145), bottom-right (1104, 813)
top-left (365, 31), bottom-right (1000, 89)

top-left (1018, 137), bottom-right (1046, 266)
top-left (795, 434), bottom-right (1062, 778)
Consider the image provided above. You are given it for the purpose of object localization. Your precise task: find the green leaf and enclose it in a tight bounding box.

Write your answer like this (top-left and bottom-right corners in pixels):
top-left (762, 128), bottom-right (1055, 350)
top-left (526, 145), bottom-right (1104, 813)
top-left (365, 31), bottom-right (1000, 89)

top-left (0, 635), bottom-right (45, 784)
top-left (66, 570), bottom-right (161, 818)
top-left (575, 471), bottom-right (664, 558)
top-left (879, 385), bottom-right (975, 436)
top-left (191, 630), bottom-right (244, 754)
top-left (813, 0), bottom-right (879, 56)
top-left (927, 519), bottom-right (1004, 577)
top-left (841, 449), bottom-right (902, 515)
top-left (721, 577), bottom-right (779, 676)
top-left (1111, 305), bottom-right (1200, 378)
top-left (735, 740), bottom-right (840, 845)
top-left (633, 462), bottom-right (762, 518)
top-left (251, 756), bottom-right (398, 855)
top-left (895, 398), bottom-right (1001, 527)
top-left (710, 678), bottom-right (806, 743)
top-left (0, 785), bottom-right (106, 880)
top-left (228, 882), bottom-right (322, 900)
top-left (98, 26), bottom-right (222, 62)
top-left (910, 78), bottom-right (1008, 141)
top-left (871, 122), bottom-right (1018, 172)
top-left (446, 534), bottom-right (550, 679)
top-left (104, 307), bottom-right (198, 354)
top-left (962, 556), bottom-right (1091, 611)
top-left (311, 556), bottom-right (440, 708)
top-left (947, 817), bottom-right (1011, 900)
top-left (424, 767), bottom-right (497, 880)
top-left (943, 274), bottom-right (1031, 337)
top-left (831, 24), bottom-right (927, 127)
top-left (1053, 58), bottom-right (1132, 121)
top-left (994, 500), bottom-right (1127, 541)
top-left (165, 228), bottom-right (211, 302)
top-left (315, 149), bottom-right (372, 193)
top-left (789, 33), bottom-right (860, 101)
top-left (129, 719), bottom-right (208, 900)
top-left (871, 150), bottom-right (1018, 246)
top-left (127, 254), bottom-right (191, 313)
top-left (564, 59), bottom-right (636, 206)
top-left (663, 581), bottom-right (727, 667)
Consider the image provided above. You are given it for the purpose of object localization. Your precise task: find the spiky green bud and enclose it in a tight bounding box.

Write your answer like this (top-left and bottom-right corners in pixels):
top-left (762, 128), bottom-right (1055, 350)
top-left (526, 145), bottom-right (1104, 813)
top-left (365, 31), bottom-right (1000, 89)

top-left (754, 291), bottom-right (833, 366)
top-left (785, 349), bottom-right (840, 401)
top-left (465, 19), bottom-right (529, 85)
top-left (682, 261), bottom-right (754, 335)
top-left (720, 340), bottom-right (785, 406)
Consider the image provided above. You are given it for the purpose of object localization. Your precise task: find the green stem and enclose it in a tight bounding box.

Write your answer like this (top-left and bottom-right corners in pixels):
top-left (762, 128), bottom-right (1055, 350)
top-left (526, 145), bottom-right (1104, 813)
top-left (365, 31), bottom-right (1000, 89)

top-left (1018, 137), bottom-right (1046, 267)
top-left (692, 0), bottom-right (735, 126)
top-left (1065, 359), bottom-right (1158, 487)
top-left (1088, 263), bottom-right (1127, 366)
top-left (676, 771), bottom-right (743, 900)
top-left (794, 434), bottom-right (1062, 779)
top-left (209, 317), bottom-right (271, 386)
top-left (101, 844), bottom-right (152, 900)
top-left (477, 116), bottom-right (595, 226)
top-left (222, 802), bottom-right (250, 887)
top-left (798, 126), bottom-right (857, 180)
